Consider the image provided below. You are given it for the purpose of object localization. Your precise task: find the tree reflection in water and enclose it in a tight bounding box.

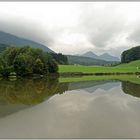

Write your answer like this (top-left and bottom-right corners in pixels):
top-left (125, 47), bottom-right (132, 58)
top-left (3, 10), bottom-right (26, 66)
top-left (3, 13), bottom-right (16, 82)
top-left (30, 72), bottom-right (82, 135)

top-left (122, 81), bottom-right (140, 98)
top-left (0, 77), bottom-right (68, 107)
top-left (0, 77), bottom-right (139, 118)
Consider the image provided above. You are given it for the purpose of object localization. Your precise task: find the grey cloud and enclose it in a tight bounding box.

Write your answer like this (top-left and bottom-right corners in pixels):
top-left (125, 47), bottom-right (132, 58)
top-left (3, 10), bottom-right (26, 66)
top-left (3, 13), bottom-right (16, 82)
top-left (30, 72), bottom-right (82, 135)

top-left (78, 4), bottom-right (127, 49)
top-left (127, 26), bottom-right (140, 45)
top-left (0, 3), bottom-right (140, 57)
top-left (0, 19), bottom-right (54, 47)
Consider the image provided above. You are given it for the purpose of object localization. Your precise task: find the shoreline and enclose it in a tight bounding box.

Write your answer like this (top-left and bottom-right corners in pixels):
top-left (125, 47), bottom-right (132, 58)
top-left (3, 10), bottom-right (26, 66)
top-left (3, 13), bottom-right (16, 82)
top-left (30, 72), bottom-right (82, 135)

top-left (60, 72), bottom-right (140, 77)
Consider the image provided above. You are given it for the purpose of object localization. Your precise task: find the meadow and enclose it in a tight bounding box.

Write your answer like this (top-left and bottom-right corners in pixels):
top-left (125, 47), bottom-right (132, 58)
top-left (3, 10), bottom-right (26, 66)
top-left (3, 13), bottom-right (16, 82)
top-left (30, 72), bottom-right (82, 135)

top-left (59, 60), bottom-right (140, 84)
top-left (59, 60), bottom-right (140, 73)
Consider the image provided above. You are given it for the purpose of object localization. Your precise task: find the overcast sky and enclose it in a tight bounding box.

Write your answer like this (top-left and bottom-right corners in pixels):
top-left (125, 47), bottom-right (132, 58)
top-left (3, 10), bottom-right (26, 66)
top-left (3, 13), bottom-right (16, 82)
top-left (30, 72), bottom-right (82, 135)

top-left (0, 2), bottom-right (140, 57)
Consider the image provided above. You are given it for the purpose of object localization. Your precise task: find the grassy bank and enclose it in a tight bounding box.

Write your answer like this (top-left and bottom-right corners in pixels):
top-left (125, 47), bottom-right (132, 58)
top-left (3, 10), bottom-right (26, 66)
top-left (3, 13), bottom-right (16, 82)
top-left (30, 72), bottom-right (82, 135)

top-left (59, 60), bottom-right (140, 74)
top-left (59, 75), bottom-right (140, 85)
top-left (59, 60), bottom-right (140, 84)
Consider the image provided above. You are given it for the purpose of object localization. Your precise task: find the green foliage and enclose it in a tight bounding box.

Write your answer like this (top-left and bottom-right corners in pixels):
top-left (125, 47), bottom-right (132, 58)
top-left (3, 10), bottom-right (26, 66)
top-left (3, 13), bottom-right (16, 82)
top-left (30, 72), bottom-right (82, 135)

top-left (13, 53), bottom-right (32, 76)
top-left (2, 47), bottom-right (19, 66)
top-left (0, 43), bottom-right (10, 53)
top-left (0, 66), bottom-right (14, 78)
top-left (0, 46), bottom-right (58, 77)
top-left (50, 53), bottom-right (68, 64)
top-left (48, 59), bottom-right (58, 73)
top-left (121, 46), bottom-right (140, 63)
top-left (33, 58), bottom-right (44, 74)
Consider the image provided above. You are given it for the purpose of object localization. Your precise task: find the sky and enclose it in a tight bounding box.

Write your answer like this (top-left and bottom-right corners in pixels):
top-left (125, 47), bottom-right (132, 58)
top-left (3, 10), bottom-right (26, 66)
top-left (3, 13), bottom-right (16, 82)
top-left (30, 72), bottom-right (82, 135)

top-left (0, 2), bottom-right (140, 57)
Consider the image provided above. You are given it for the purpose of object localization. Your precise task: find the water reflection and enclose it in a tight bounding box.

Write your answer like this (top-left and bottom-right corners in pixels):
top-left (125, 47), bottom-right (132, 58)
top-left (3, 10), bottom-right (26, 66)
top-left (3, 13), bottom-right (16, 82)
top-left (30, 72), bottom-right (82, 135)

top-left (0, 77), bottom-right (68, 117)
top-left (0, 77), bottom-right (140, 118)
top-left (122, 81), bottom-right (140, 98)
top-left (68, 80), bottom-right (120, 93)
top-left (0, 78), bottom-right (139, 138)
top-left (67, 80), bottom-right (140, 98)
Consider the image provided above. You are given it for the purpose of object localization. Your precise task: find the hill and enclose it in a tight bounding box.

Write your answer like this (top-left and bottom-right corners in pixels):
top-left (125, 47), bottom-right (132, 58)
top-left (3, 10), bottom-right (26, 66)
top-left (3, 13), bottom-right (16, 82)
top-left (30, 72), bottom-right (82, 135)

top-left (116, 60), bottom-right (140, 67)
top-left (67, 55), bottom-right (119, 66)
top-left (121, 46), bottom-right (140, 63)
top-left (82, 51), bottom-right (120, 62)
top-left (0, 31), bottom-right (54, 52)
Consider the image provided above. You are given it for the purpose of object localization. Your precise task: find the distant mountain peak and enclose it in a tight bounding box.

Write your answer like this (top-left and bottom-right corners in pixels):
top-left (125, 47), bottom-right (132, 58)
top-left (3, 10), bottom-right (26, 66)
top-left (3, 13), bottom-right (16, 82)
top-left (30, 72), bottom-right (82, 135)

top-left (85, 51), bottom-right (94, 54)
top-left (82, 51), bottom-right (98, 59)
top-left (100, 53), bottom-right (115, 57)
top-left (81, 51), bottom-right (120, 62)
top-left (84, 51), bottom-right (96, 55)
top-left (99, 53), bottom-right (120, 61)
top-left (101, 52), bottom-right (109, 55)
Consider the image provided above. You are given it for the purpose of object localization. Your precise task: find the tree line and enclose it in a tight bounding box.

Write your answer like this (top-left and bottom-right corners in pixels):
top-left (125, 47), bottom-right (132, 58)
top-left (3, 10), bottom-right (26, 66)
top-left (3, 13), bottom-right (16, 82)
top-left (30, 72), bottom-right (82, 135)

top-left (0, 45), bottom-right (67, 77)
top-left (121, 46), bottom-right (140, 63)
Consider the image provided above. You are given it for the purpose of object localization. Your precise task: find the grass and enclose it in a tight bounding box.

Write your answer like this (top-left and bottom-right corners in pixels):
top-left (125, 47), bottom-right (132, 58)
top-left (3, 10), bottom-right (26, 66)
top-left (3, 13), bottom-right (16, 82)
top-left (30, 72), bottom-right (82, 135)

top-left (116, 60), bottom-right (140, 67)
top-left (59, 60), bottom-right (140, 74)
top-left (59, 60), bottom-right (140, 84)
top-left (59, 75), bottom-right (140, 85)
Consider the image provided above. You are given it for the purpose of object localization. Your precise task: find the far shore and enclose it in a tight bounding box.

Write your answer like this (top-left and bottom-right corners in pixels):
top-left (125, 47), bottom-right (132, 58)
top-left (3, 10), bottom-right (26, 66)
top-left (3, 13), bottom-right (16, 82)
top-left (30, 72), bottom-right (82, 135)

top-left (60, 72), bottom-right (140, 77)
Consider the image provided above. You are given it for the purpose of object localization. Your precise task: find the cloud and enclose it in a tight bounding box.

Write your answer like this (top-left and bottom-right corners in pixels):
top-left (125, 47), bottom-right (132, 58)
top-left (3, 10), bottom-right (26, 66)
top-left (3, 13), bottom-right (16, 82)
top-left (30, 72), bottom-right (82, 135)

top-left (0, 2), bottom-right (140, 57)
top-left (78, 4), bottom-right (123, 46)
top-left (0, 18), bottom-right (54, 46)
top-left (127, 24), bottom-right (140, 45)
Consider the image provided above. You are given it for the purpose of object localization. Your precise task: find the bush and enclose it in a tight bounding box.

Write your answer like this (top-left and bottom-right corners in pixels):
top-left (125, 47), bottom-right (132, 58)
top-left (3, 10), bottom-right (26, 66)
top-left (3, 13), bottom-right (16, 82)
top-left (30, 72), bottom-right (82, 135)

top-left (0, 46), bottom-right (58, 77)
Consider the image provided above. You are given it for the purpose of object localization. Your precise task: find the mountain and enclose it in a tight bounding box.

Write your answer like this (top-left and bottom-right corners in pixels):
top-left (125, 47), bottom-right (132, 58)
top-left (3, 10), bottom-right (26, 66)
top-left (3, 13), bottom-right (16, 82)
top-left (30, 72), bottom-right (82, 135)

top-left (82, 51), bottom-right (120, 62)
top-left (82, 51), bottom-right (99, 59)
top-left (67, 55), bottom-right (119, 66)
top-left (100, 53), bottom-right (120, 61)
top-left (0, 31), bottom-right (54, 52)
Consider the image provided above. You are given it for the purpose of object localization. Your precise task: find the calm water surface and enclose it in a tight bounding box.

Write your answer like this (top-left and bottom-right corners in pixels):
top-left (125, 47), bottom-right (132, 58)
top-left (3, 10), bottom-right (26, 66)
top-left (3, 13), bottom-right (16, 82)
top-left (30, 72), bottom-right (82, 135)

top-left (0, 77), bottom-right (140, 138)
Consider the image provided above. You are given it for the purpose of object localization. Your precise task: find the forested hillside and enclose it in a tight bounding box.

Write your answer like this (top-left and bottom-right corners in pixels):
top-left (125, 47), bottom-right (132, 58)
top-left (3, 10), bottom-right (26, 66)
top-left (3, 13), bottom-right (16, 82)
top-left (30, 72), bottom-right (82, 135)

top-left (0, 31), bottom-right (54, 52)
top-left (121, 46), bottom-right (140, 63)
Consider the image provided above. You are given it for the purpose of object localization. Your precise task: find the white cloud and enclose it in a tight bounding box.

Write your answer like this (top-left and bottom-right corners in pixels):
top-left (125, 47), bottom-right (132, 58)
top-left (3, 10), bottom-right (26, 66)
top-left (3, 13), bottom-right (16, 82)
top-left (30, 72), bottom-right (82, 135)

top-left (0, 2), bottom-right (140, 57)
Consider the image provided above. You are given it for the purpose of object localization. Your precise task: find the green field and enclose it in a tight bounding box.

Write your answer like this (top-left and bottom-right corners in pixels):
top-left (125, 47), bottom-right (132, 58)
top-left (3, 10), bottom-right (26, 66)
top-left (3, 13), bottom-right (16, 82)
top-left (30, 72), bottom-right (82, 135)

top-left (59, 60), bottom-right (140, 73)
top-left (59, 60), bottom-right (140, 84)
top-left (59, 75), bottom-right (140, 85)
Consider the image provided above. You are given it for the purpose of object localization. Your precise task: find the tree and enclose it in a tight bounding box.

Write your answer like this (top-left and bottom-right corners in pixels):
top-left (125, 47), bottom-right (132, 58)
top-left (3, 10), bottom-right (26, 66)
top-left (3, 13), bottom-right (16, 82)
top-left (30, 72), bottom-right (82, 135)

top-left (0, 46), bottom-right (58, 77)
top-left (13, 54), bottom-right (32, 76)
top-left (2, 47), bottom-right (19, 66)
top-left (48, 59), bottom-right (58, 73)
top-left (33, 58), bottom-right (44, 75)
top-left (50, 53), bottom-right (68, 64)
top-left (121, 46), bottom-right (140, 63)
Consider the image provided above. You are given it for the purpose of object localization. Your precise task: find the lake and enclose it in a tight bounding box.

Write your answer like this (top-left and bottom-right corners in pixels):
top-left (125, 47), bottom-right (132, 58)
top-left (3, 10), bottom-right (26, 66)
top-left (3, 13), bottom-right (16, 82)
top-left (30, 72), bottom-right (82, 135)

top-left (0, 76), bottom-right (140, 138)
